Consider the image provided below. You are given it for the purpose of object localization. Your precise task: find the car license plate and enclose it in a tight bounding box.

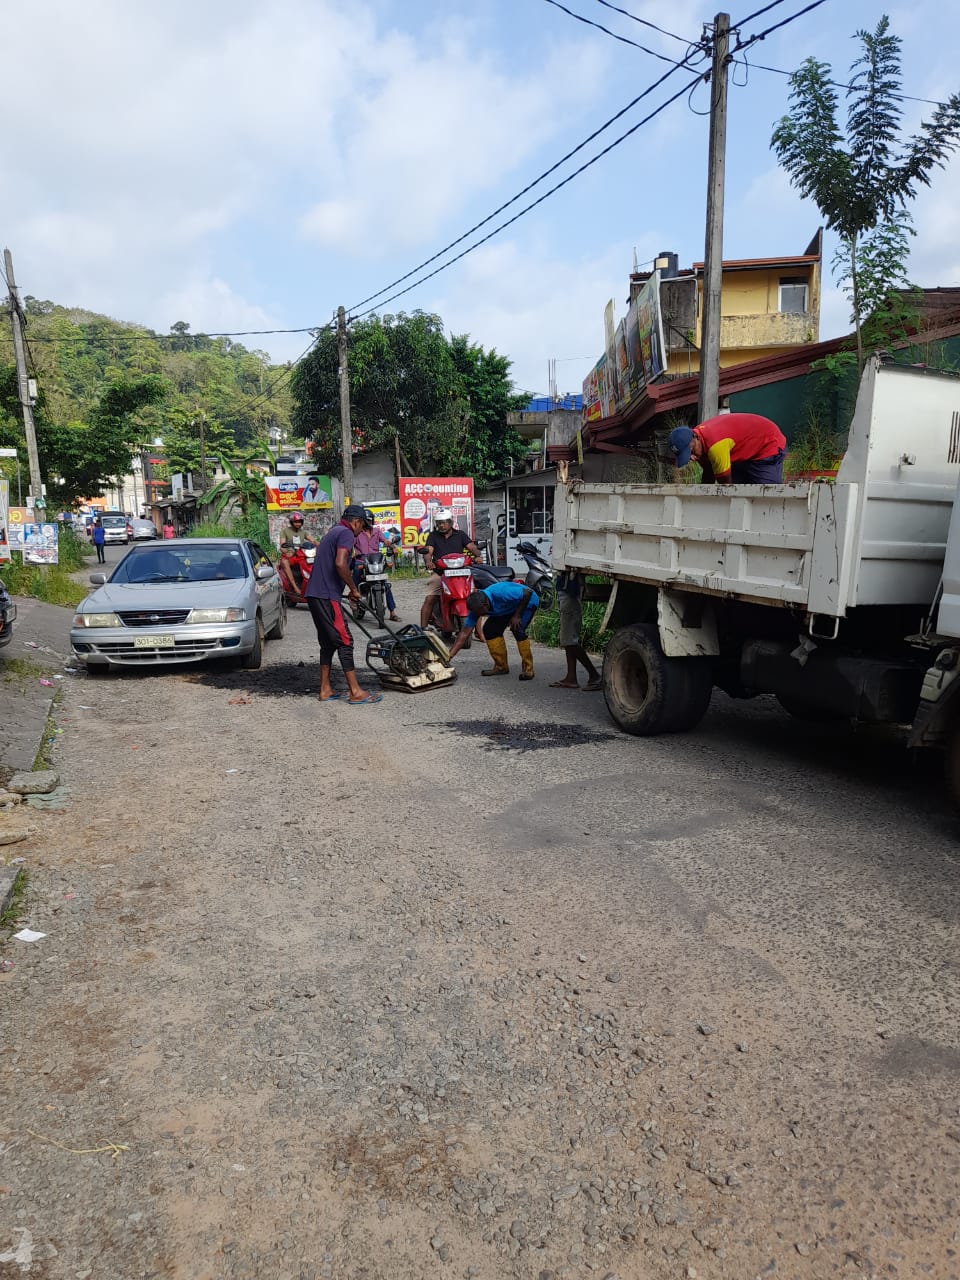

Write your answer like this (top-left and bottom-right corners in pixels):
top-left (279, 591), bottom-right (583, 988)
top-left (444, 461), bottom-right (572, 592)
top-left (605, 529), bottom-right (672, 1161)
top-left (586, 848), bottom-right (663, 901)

top-left (444, 568), bottom-right (472, 577)
top-left (133, 634), bottom-right (175, 648)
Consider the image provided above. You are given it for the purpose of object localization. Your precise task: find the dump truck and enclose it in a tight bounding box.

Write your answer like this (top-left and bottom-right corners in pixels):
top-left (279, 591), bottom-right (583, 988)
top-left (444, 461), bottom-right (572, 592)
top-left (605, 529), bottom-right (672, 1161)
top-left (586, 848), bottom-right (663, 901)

top-left (553, 356), bottom-right (960, 803)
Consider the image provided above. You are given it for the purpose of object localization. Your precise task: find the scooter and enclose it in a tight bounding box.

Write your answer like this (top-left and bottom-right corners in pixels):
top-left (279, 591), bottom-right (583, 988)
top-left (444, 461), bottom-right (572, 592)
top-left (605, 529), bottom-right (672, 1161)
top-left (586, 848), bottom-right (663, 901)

top-left (430, 552), bottom-right (475, 645)
top-left (470, 542), bottom-right (556, 611)
top-left (280, 544), bottom-right (315, 607)
top-left (354, 551), bottom-right (390, 627)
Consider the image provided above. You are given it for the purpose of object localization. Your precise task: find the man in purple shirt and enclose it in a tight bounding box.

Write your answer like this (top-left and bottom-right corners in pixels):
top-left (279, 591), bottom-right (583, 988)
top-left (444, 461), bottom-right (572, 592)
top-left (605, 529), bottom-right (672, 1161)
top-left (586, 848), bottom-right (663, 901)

top-left (354, 511), bottom-right (400, 621)
top-left (305, 505), bottom-right (383, 705)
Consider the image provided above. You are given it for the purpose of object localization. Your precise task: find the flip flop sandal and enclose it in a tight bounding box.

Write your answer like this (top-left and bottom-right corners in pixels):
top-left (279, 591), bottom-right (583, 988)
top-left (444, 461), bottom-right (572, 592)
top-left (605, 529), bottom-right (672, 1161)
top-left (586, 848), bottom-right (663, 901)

top-left (318, 692), bottom-right (343, 701)
top-left (583, 680), bottom-right (603, 692)
top-left (347, 692), bottom-right (384, 705)
top-left (549, 680), bottom-right (579, 688)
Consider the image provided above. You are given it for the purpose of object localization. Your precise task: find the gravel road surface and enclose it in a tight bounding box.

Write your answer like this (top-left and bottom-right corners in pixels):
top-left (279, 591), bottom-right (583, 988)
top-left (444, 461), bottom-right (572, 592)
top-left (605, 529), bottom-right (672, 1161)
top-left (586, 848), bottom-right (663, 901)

top-left (1, 576), bottom-right (959, 1280)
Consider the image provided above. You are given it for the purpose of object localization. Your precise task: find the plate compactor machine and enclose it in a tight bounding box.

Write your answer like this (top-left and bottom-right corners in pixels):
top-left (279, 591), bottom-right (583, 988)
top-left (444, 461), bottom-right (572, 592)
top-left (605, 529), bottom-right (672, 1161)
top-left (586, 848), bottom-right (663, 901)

top-left (348, 609), bottom-right (458, 694)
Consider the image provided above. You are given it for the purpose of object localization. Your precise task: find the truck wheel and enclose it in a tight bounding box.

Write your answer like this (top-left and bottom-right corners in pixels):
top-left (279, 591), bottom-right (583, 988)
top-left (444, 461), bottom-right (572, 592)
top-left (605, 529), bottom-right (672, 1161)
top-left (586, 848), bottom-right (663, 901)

top-left (602, 622), bottom-right (713, 735)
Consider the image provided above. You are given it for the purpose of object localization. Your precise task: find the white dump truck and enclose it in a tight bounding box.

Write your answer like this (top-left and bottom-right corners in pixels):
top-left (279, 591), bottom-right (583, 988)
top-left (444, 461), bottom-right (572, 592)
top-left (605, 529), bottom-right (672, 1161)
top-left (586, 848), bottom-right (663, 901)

top-left (553, 357), bottom-right (960, 802)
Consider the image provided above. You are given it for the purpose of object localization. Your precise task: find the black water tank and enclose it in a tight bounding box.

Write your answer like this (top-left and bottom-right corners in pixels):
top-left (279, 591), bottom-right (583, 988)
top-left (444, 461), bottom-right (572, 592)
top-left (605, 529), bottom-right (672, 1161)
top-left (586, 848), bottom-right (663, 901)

top-left (655, 251), bottom-right (679, 279)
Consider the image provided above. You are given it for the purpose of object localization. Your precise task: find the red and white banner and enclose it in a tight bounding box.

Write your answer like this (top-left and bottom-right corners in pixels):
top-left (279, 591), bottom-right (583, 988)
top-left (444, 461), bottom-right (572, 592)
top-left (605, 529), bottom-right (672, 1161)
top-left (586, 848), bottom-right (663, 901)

top-left (399, 477), bottom-right (473, 549)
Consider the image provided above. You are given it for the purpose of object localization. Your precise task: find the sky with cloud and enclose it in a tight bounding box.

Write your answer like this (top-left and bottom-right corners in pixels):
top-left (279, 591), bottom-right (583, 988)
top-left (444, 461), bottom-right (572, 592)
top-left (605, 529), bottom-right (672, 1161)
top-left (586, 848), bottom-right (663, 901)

top-left (4, 0), bottom-right (959, 399)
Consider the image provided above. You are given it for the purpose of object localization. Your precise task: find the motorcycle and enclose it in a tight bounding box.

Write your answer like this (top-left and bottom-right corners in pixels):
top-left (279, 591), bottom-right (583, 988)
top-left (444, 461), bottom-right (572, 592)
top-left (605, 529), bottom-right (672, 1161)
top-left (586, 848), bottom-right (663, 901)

top-left (280, 544), bottom-right (315, 607)
top-left (354, 551), bottom-right (391, 627)
top-left (470, 541), bottom-right (556, 611)
top-left (430, 552), bottom-right (475, 646)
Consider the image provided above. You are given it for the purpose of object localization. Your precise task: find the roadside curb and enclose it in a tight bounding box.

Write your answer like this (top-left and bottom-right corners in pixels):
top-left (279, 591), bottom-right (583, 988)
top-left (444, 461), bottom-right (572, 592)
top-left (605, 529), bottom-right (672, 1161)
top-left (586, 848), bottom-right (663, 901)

top-left (0, 862), bottom-right (21, 918)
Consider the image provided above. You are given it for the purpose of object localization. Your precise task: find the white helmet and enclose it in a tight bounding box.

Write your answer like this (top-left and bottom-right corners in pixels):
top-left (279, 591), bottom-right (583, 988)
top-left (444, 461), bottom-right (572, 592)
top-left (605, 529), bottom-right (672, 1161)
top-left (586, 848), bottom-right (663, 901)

top-left (434, 507), bottom-right (454, 524)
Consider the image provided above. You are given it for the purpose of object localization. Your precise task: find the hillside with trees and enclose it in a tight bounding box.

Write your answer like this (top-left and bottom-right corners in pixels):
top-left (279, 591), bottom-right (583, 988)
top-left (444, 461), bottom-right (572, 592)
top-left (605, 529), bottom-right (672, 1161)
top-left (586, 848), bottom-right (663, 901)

top-left (0, 299), bottom-right (293, 506)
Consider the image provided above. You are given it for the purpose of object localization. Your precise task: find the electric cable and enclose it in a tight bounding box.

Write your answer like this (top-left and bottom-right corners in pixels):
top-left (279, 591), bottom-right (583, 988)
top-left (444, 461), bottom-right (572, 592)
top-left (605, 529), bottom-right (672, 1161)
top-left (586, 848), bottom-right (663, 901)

top-left (733, 0), bottom-right (831, 47)
top-left (347, 53), bottom-right (708, 314)
top-left (731, 0), bottom-right (790, 25)
top-left (592, 0), bottom-right (693, 44)
top-left (23, 325), bottom-right (318, 345)
top-left (351, 74), bottom-right (703, 321)
top-left (730, 56), bottom-right (951, 108)
top-left (541, 0), bottom-right (693, 61)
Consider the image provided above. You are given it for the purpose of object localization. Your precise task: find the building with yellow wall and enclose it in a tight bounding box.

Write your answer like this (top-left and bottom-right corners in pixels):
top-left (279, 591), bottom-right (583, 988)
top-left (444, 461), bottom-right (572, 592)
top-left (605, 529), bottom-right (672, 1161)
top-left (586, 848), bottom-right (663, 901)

top-left (629, 229), bottom-right (823, 377)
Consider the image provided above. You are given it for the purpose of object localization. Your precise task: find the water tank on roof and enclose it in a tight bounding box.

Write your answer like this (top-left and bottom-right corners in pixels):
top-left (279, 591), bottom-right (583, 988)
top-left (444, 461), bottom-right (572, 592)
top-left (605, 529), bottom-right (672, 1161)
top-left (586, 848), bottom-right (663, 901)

top-left (654, 251), bottom-right (679, 279)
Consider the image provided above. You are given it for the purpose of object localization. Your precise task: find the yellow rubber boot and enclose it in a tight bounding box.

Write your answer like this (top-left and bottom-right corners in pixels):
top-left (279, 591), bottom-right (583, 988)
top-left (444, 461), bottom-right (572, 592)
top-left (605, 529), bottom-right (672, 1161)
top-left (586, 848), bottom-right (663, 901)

top-left (517, 637), bottom-right (535, 681)
top-left (482, 636), bottom-right (510, 676)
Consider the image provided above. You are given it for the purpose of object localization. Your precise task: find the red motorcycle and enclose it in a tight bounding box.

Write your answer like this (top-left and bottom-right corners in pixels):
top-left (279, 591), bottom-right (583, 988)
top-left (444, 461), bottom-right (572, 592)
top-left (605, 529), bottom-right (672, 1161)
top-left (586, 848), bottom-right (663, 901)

top-left (431, 553), bottom-right (475, 646)
top-left (280, 544), bottom-right (315, 607)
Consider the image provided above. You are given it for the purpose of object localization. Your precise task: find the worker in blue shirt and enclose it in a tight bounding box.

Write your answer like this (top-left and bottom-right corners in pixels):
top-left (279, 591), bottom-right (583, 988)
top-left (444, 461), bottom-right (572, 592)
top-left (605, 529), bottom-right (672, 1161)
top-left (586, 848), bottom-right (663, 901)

top-left (447, 580), bottom-right (539, 680)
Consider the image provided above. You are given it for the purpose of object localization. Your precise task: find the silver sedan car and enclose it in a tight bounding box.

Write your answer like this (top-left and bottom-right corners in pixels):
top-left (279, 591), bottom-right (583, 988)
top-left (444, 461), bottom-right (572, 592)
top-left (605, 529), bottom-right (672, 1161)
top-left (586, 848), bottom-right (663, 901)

top-left (70, 538), bottom-right (286, 672)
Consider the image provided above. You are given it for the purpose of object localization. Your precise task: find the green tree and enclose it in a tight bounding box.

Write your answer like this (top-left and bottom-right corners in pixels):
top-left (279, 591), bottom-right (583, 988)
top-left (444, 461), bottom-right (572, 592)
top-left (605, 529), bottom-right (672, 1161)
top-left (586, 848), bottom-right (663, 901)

top-left (199, 444), bottom-right (274, 519)
top-left (771, 15), bottom-right (960, 370)
top-left (159, 408), bottom-right (236, 480)
top-left (290, 311), bottom-right (526, 487)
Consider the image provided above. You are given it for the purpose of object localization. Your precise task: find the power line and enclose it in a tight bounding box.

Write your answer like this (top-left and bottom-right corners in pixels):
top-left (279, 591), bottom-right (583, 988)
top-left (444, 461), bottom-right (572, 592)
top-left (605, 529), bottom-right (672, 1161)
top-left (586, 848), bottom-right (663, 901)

top-left (733, 0), bottom-right (831, 47)
top-left (352, 75), bottom-right (703, 320)
top-left (541, 0), bottom-right (695, 61)
top-left (732, 0), bottom-right (790, 25)
top-left (348, 53), bottom-right (708, 314)
top-left (21, 324), bottom-right (317, 345)
top-left (592, 0), bottom-right (693, 45)
top-left (732, 57), bottom-right (951, 108)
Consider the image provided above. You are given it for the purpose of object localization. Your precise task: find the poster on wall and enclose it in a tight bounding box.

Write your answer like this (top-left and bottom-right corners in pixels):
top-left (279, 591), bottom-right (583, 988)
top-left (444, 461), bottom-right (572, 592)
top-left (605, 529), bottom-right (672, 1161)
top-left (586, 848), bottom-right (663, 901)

top-left (264, 473), bottom-right (333, 511)
top-left (635, 269), bottom-right (667, 387)
top-left (0, 480), bottom-right (9, 562)
top-left (22, 521), bottom-right (59, 565)
top-left (399, 478), bottom-right (474, 549)
top-left (367, 501), bottom-right (401, 544)
top-left (5, 506), bottom-right (28, 554)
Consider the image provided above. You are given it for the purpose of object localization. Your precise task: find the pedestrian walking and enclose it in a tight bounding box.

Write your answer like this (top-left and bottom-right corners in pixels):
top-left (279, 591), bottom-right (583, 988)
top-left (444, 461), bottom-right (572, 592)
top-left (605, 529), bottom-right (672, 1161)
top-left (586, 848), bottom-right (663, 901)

top-left (306, 504), bottom-right (383, 705)
top-left (162, 520), bottom-right (175, 539)
top-left (549, 569), bottom-right (602, 690)
top-left (92, 517), bottom-right (106, 564)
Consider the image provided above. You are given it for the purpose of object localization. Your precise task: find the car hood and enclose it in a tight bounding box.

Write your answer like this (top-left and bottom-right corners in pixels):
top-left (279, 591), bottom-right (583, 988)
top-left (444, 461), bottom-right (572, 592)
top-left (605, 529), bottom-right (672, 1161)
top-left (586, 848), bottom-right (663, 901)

top-left (81, 581), bottom-right (249, 611)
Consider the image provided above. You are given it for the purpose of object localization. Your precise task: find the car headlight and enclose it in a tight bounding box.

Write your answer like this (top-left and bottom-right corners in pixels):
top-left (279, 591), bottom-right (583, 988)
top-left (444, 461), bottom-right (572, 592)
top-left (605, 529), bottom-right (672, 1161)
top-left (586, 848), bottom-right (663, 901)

top-left (188, 607), bottom-right (247, 624)
top-left (73, 612), bottom-right (121, 627)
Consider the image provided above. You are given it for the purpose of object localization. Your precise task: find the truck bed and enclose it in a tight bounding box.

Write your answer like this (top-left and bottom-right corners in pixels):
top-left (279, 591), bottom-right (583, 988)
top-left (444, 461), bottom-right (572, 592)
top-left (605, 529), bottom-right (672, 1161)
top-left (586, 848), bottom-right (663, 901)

top-left (554, 361), bottom-right (960, 619)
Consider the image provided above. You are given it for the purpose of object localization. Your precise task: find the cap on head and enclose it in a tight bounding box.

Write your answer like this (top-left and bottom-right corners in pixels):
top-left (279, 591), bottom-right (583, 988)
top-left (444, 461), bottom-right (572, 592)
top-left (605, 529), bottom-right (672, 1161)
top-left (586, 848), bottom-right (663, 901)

top-left (434, 506), bottom-right (454, 523)
top-left (668, 426), bottom-right (694, 468)
top-left (342, 503), bottom-right (366, 521)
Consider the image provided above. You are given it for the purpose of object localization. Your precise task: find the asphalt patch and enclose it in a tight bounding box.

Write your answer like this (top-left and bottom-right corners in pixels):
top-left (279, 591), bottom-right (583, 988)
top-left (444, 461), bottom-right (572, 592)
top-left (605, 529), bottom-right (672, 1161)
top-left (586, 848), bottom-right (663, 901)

top-left (432, 718), bottom-right (616, 753)
top-left (189, 660), bottom-right (318, 698)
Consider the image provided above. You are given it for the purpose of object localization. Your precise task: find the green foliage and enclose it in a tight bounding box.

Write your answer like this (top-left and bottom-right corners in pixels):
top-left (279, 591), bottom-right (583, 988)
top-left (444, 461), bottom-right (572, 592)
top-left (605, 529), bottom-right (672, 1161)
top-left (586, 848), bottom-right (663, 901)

top-left (0, 867), bottom-right (29, 931)
top-left (291, 311), bottom-right (528, 487)
top-left (232, 508), bottom-right (271, 545)
top-left (771, 16), bottom-right (960, 369)
top-left (189, 520), bottom-right (231, 538)
top-left (530, 599), bottom-right (610, 654)
top-left (199, 444), bottom-right (273, 519)
top-left (785, 408), bottom-right (845, 474)
top-left (0, 561), bottom-right (87, 608)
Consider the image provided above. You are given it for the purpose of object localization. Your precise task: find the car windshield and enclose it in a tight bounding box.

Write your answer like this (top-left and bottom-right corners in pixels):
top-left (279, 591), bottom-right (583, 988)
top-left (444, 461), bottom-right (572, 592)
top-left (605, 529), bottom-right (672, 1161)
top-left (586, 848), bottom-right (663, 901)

top-left (101, 516), bottom-right (127, 527)
top-left (112, 544), bottom-right (249, 585)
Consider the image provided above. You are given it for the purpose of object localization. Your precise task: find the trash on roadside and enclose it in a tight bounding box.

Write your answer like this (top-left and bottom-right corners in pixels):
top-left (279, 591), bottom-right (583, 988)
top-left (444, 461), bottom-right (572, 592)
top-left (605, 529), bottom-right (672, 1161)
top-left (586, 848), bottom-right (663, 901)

top-left (53, 675), bottom-right (64, 680)
top-left (0, 959), bottom-right (14, 972)
top-left (225, 768), bottom-right (239, 774)
top-left (13, 929), bottom-right (46, 943)
top-left (77, 705), bottom-right (93, 710)
top-left (10, 857), bottom-right (25, 865)
top-left (24, 642), bottom-right (39, 649)
top-left (228, 695), bottom-right (249, 705)
top-left (63, 667), bottom-right (78, 673)
top-left (39, 679), bottom-right (54, 687)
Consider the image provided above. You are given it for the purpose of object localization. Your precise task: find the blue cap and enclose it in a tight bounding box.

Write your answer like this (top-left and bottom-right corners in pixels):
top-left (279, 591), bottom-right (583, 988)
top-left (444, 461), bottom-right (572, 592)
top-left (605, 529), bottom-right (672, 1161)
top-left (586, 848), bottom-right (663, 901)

top-left (668, 426), bottom-right (694, 467)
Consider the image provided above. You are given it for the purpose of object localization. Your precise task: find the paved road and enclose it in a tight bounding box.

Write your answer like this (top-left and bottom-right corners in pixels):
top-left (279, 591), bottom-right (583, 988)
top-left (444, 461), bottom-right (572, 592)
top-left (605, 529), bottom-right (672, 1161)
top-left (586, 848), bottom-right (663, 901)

top-left (1, 576), bottom-right (958, 1279)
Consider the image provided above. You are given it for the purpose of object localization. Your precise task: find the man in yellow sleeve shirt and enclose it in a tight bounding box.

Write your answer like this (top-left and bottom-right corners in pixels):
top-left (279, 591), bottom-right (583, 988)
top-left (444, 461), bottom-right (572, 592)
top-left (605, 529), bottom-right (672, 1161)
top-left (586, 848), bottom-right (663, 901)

top-left (668, 413), bottom-right (787, 484)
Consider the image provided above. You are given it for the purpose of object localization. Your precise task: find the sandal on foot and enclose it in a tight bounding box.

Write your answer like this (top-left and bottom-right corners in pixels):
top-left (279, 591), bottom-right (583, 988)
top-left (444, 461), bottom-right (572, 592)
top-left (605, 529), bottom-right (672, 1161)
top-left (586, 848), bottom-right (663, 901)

top-left (549, 680), bottom-right (579, 688)
top-left (583, 678), bottom-right (603, 691)
top-left (318, 692), bottom-right (343, 701)
top-left (347, 692), bottom-right (384, 705)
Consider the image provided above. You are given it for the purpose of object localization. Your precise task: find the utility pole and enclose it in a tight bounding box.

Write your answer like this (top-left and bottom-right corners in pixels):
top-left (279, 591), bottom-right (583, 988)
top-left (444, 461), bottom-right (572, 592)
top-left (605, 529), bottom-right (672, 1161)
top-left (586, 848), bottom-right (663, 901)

top-left (697, 13), bottom-right (730, 425)
top-left (337, 306), bottom-right (354, 500)
top-left (196, 409), bottom-right (208, 491)
top-left (3, 249), bottom-right (44, 509)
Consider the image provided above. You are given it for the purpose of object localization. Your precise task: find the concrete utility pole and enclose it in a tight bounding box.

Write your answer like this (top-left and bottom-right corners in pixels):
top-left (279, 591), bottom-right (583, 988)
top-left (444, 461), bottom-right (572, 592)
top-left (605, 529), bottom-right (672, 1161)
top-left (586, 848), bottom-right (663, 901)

top-left (337, 306), bottom-right (354, 500)
top-left (3, 249), bottom-right (44, 508)
top-left (697, 12), bottom-right (730, 425)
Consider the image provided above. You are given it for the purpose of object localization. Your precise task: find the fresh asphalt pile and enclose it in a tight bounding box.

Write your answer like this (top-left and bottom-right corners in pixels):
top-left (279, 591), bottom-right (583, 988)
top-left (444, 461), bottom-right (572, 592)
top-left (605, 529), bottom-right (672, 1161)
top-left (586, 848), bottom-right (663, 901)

top-left (1, 577), bottom-right (959, 1279)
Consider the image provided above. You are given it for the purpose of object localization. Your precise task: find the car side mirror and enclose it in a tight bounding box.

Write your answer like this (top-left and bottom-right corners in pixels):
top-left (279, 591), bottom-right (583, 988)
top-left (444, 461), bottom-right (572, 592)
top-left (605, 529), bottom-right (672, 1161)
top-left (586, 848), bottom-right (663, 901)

top-left (89, 573), bottom-right (107, 585)
top-left (255, 563), bottom-right (275, 580)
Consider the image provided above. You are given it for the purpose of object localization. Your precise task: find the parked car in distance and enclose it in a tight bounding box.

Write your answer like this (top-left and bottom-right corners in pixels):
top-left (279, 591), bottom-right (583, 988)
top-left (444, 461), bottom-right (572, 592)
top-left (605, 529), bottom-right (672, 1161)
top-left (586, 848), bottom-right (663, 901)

top-left (130, 518), bottom-right (158, 541)
top-left (99, 513), bottom-right (131, 545)
top-left (70, 538), bottom-right (286, 673)
top-left (0, 579), bottom-right (16, 649)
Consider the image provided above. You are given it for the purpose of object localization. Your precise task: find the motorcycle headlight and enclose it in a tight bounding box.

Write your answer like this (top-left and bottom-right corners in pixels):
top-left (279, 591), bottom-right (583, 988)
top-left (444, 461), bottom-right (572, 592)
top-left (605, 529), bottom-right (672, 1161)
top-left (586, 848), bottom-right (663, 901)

top-left (188, 607), bottom-right (246, 624)
top-left (74, 612), bottom-right (121, 628)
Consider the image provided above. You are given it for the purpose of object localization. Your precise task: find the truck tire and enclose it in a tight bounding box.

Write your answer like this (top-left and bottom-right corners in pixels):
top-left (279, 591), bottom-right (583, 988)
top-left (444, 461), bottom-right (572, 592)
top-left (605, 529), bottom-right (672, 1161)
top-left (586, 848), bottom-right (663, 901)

top-left (602, 622), bottom-right (713, 735)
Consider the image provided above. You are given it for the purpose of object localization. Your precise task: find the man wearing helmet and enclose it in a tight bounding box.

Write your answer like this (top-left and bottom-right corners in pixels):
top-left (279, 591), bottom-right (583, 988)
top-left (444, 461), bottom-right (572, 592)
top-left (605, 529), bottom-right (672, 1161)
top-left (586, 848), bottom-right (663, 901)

top-left (353, 509), bottom-right (400, 621)
top-left (278, 511), bottom-right (316, 599)
top-left (420, 507), bottom-right (481, 630)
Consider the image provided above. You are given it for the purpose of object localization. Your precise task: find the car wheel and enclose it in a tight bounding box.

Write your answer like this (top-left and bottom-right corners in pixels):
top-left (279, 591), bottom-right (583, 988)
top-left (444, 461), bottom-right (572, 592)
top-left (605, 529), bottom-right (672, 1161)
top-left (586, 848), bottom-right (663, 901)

top-left (240, 616), bottom-right (264, 669)
top-left (266, 597), bottom-right (287, 641)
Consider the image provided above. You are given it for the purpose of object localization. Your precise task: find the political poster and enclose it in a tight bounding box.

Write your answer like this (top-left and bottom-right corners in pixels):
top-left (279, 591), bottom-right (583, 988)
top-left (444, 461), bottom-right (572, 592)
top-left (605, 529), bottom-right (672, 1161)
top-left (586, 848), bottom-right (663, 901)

top-left (0, 480), bottom-right (9, 562)
top-left (635, 270), bottom-right (667, 387)
top-left (5, 506), bottom-right (30, 554)
top-left (399, 478), bottom-right (474, 549)
top-left (264, 473), bottom-right (333, 511)
top-left (367, 502), bottom-right (401, 545)
top-left (22, 521), bottom-right (59, 565)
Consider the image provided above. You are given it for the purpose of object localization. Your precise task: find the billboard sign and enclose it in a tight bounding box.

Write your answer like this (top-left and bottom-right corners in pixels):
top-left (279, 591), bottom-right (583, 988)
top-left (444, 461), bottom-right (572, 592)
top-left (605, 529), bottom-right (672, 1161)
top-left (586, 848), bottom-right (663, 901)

top-left (264, 473), bottom-right (333, 512)
top-left (367, 501), bottom-right (401, 544)
top-left (22, 521), bottom-right (59, 565)
top-left (399, 478), bottom-right (474, 549)
top-left (635, 269), bottom-right (667, 387)
top-left (0, 480), bottom-right (9, 562)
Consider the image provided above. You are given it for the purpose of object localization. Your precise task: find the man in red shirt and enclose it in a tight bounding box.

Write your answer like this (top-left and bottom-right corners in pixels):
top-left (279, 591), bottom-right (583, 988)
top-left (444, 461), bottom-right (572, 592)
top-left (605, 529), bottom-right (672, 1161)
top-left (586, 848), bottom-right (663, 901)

top-left (668, 413), bottom-right (787, 484)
